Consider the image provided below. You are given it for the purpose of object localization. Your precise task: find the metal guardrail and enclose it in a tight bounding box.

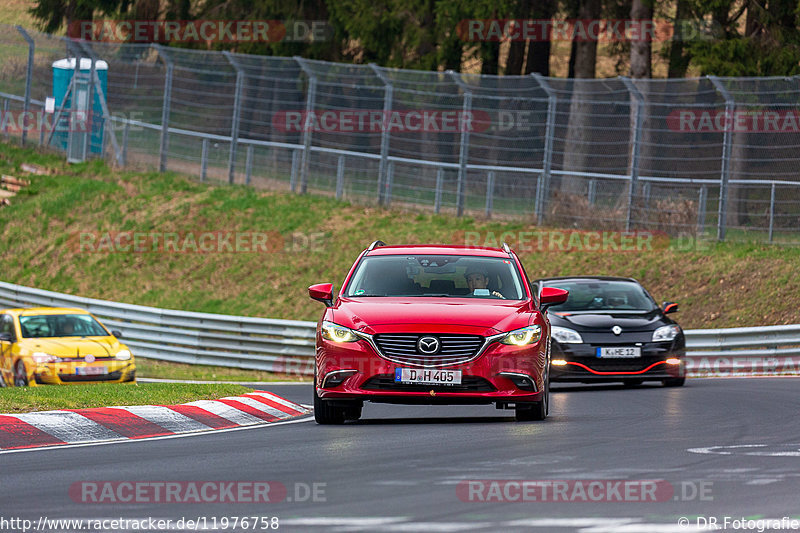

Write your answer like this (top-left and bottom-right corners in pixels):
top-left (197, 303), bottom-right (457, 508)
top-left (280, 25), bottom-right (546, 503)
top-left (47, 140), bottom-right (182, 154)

top-left (1, 281), bottom-right (798, 377)
top-left (0, 281), bottom-right (316, 375)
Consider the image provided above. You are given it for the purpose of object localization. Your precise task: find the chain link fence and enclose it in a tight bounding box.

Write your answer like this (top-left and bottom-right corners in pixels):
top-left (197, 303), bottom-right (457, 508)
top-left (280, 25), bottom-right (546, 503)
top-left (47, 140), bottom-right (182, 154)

top-left (2, 24), bottom-right (799, 243)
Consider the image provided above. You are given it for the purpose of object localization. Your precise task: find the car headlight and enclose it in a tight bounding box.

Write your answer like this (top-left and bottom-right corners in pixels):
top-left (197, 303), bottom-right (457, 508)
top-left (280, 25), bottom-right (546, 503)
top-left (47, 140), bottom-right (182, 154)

top-left (500, 325), bottom-right (542, 346)
top-left (321, 321), bottom-right (360, 343)
top-left (115, 349), bottom-right (132, 361)
top-left (652, 325), bottom-right (681, 342)
top-left (32, 352), bottom-right (58, 364)
top-left (551, 326), bottom-right (583, 344)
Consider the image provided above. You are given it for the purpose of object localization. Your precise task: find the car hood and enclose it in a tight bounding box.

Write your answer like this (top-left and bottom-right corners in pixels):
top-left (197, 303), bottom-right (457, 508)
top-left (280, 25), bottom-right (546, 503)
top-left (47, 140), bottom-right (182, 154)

top-left (19, 336), bottom-right (124, 358)
top-left (549, 311), bottom-right (666, 332)
top-left (332, 297), bottom-right (533, 334)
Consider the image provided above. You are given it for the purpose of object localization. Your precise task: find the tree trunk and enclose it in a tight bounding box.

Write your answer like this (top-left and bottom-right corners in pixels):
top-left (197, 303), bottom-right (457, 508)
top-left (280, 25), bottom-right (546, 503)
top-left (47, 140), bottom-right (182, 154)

top-left (505, 0), bottom-right (530, 75)
top-left (667, 0), bottom-right (692, 78)
top-left (561, 0), bottom-right (601, 195)
top-left (630, 0), bottom-right (652, 78)
top-left (524, 0), bottom-right (554, 75)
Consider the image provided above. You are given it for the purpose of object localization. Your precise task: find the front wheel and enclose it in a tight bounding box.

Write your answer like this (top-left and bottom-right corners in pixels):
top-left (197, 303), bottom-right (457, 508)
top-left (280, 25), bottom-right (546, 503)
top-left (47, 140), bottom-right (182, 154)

top-left (516, 370), bottom-right (548, 422)
top-left (663, 377), bottom-right (685, 387)
top-left (13, 360), bottom-right (29, 387)
top-left (313, 381), bottom-right (348, 424)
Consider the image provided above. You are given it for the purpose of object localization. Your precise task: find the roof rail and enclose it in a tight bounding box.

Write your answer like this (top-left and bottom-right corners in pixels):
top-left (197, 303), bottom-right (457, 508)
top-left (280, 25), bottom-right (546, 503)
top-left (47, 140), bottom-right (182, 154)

top-left (502, 242), bottom-right (512, 254)
top-left (367, 240), bottom-right (387, 251)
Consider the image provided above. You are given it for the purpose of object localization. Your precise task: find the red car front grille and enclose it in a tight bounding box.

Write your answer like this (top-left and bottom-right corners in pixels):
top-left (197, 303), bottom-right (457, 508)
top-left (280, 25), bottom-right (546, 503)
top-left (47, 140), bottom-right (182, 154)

top-left (373, 334), bottom-right (485, 367)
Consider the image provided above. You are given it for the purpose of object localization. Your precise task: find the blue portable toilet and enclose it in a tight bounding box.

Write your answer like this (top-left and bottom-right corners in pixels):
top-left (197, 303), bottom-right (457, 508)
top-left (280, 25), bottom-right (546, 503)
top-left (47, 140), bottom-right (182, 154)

top-left (52, 58), bottom-right (108, 157)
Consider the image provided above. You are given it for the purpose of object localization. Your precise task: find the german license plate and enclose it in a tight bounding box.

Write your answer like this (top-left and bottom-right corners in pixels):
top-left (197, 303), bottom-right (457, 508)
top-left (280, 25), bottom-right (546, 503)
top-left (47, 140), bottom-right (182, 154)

top-left (76, 366), bottom-right (107, 376)
top-left (394, 368), bottom-right (462, 385)
top-left (597, 347), bottom-right (641, 358)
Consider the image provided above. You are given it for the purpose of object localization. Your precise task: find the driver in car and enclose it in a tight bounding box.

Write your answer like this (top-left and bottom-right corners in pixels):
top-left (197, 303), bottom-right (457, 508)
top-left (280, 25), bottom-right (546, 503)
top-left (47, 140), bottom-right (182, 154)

top-left (465, 267), bottom-right (504, 299)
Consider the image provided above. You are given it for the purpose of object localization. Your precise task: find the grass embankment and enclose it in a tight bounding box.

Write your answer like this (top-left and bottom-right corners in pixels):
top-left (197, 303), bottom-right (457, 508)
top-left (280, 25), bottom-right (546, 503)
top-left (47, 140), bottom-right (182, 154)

top-left (1, 139), bottom-right (799, 336)
top-left (0, 382), bottom-right (252, 413)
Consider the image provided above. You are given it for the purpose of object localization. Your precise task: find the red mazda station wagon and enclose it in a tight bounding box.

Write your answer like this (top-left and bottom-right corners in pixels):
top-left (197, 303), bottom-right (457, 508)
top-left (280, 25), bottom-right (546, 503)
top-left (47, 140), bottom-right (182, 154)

top-left (308, 242), bottom-right (568, 424)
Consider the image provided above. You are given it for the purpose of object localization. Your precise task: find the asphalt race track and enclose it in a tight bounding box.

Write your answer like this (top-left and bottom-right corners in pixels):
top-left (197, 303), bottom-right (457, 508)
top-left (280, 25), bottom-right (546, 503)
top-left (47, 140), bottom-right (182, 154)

top-left (2, 378), bottom-right (799, 532)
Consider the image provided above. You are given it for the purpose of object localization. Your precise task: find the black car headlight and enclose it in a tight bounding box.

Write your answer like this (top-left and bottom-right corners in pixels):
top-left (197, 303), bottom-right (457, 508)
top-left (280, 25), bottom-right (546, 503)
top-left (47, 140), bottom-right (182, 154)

top-left (321, 321), bottom-right (360, 343)
top-left (551, 326), bottom-right (583, 344)
top-left (652, 325), bottom-right (681, 342)
top-left (500, 325), bottom-right (541, 346)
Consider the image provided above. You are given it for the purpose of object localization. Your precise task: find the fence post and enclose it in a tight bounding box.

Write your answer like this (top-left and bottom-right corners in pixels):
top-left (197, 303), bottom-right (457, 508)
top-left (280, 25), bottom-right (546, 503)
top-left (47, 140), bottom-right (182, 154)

top-left (768, 182), bottom-right (776, 243)
top-left (385, 161), bottom-right (394, 207)
top-left (531, 73), bottom-right (556, 225)
top-left (708, 76), bottom-right (734, 242)
top-left (642, 181), bottom-right (651, 209)
top-left (295, 57), bottom-right (317, 194)
top-left (223, 52), bottom-right (244, 185)
top-left (200, 138), bottom-right (208, 181)
top-left (587, 179), bottom-right (596, 205)
top-left (370, 64), bottom-right (393, 206)
top-left (697, 185), bottom-right (707, 236)
top-left (245, 145), bottom-right (253, 186)
top-left (449, 71), bottom-right (472, 217)
top-left (621, 77), bottom-right (644, 232)
top-left (121, 121), bottom-right (129, 166)
top-left (485, 171), bottom-right (495, 217)
top-left (336, 155), bottom-right (345, 200)
top-left (16, 26), bottom-right (34, 147)
top-left (153, 44), bottom-right (173, 173)
top-left (1, 99), bottom-right (8, 142)
top-left (289, 149), bottom-right (299, 191)
top-left (434, 168), bottom-right (443, 214)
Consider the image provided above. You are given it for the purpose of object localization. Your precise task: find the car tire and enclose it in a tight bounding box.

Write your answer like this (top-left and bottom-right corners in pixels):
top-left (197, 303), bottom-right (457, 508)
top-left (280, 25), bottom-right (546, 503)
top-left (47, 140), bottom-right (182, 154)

top-left (313, 380), bottom-right (346, 425)
top-left (516, 370), bottom-right (548, 422)
top-left (663, 377), bottom-right (686, 387)
top-left (13, 360), bottom-right (29, 387)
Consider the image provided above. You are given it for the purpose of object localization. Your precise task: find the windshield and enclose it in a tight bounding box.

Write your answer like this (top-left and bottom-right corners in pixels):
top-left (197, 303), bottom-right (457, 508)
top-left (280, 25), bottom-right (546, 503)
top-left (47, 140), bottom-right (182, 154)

top-left (344, 255), bottom-right (526, 299)
top-left (19, 314), bottom-right (110, 338)
top-left (542, 280), bottom-right (657, 312)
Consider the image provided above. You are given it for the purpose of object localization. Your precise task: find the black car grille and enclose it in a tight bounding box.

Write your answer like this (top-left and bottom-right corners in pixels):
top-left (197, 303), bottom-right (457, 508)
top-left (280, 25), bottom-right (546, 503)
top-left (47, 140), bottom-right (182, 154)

top-left (58, 371), bottom-right (123, 382)
top-left (373, 334), bottom-right (485, 367)
top-left (361, 374), bottom-right (496, 392)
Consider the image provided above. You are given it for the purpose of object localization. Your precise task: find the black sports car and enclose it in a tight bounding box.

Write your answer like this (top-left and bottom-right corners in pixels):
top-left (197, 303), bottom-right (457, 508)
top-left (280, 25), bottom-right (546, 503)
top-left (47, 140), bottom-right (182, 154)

top-left (535, 276), bottom-right (685, 387)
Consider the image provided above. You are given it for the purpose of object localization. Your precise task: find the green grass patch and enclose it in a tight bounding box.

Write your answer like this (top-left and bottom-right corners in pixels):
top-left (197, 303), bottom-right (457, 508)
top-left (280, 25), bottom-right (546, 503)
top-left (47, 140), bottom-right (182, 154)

top-left (0, 382), bottom-right (252, 413)
top-left (136, 358), bottom-right (309, 382)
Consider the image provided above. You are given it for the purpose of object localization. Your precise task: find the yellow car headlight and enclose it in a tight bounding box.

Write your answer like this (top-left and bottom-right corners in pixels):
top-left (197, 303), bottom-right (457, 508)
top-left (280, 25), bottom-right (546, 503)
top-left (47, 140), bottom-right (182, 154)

top-left (321, 321), bottom-right (360, 343)
top-left (115, 349), bottom-right (132, 361)
top-left (500, 325), bottom-right (542, 346)
top-left (32, 352), bottom-right (58, 363)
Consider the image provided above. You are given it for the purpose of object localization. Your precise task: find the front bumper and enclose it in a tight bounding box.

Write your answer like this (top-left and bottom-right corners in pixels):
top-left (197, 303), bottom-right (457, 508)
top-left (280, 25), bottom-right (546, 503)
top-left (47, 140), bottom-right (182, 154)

top-left (33, 361), bottom-right (136, 385)
top-left (316, 334), bottom-right (548, 405)
top-left (550, 340), bottom-right (685, 383)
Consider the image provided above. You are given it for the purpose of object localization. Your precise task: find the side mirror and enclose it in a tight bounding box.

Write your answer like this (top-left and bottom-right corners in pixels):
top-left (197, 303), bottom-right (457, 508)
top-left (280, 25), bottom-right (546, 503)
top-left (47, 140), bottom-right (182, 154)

top-left (0, 332), bottom-right (13, 342)
top-left (309, 283), bottom-right (334, 307)
top-left (663, 302), bottom-right (679, 314)
top-left (111, 330), bottom-right (123, 338)
top-left (539, 287), bottom-right (569, 312)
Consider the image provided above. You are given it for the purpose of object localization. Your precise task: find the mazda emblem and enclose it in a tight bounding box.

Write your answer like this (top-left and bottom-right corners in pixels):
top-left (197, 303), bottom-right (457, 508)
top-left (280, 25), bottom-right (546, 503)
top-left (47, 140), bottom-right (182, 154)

top-left (417, 336), bottom-right (440, 354)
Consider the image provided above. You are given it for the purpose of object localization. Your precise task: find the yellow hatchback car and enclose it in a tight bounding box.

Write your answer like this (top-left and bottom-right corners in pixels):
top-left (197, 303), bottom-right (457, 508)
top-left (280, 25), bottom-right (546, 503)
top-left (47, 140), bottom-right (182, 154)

top-left (0, 307), bottom-right (136, 386)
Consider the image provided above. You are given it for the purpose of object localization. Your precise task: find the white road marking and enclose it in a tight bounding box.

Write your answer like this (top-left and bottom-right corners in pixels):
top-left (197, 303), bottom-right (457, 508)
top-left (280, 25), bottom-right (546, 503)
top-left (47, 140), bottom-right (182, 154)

top-left (110, 405), bottom-right (212, 433)
top-left (12, 411), bottom-right (122, 443)
top-left (688, 443), bottom-right (800, 457)
top-left (182, 400), bottom-right (266, 425)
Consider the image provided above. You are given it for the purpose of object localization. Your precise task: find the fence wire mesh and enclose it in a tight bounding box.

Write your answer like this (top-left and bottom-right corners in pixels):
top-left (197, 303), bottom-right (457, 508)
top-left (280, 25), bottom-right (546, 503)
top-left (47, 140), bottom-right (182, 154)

top-left (2, 25), bottom-right (800, 243)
